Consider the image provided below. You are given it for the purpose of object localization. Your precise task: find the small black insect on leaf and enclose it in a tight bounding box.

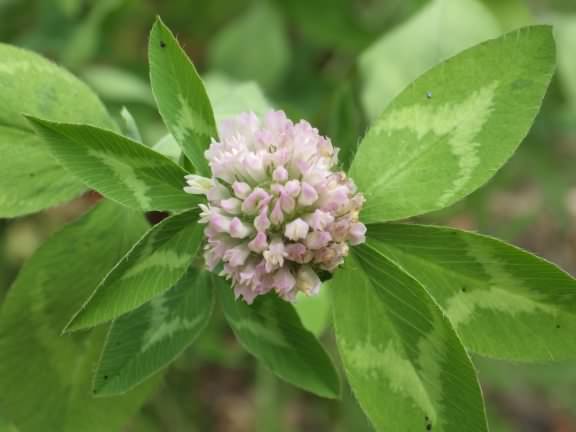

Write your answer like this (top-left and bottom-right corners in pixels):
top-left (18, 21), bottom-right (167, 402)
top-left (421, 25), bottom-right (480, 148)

top-left (556, 324), bottom-right (561, 329)
top-left (426, 424), bottom-right (432, 431)
top-left (103, 375), bottom-right (109, 380)
top-left (160, 40), bottom-right (166, 48)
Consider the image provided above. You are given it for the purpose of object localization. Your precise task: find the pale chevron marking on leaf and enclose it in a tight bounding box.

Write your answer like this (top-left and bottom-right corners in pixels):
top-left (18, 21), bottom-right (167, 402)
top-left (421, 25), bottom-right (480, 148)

top-left (342, 338), bottom-right (436, 418)
top-left (121, 250), bottom-right (193, 281)
top-left (415, 325), bottom-right (446, 425)
top-left (172, 94), bottom-right (214, 144)
top-left (88, 149), bottom-right (151, 208)
top-left (141, 294), bottom-right (204, 351)
top-left (445, 235), bottom-right (556, 328)
top-left (231, 317), bottom-right (290, 349)
top-left (446, 288), bottom-right (556, 328)
top-left (370, 81), bottom-right (498, 206)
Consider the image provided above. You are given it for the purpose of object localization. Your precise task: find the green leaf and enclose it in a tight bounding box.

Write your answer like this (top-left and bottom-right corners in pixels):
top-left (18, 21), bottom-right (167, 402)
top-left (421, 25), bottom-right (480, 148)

top-left (0, 43), bottom-right (113, 217)
top-left (119, 107), bottom-right (143, 143)
top-left (275, 0), bottom-right (379, 52)
top-left (94, 267), bottom-right (214, 396)
top-left (152, 134), bottom-right (181, 162)
top-left (360, 0), bottom-right (500, 120)
top-left (328, 81), bottom-right (365, 171)
top-left (351, 26), bottom-right (556, 223)
top-left (480, 0), bottom-right (533, 31)
top-left (151, 77), bottom-right (272, 163)
top-left (24, 117), bottom-right (198, 212)
top-left (149, 17), bottom-right (217, 176)
top-left (66, 210), bottom-right (203, 332)
top-left (82, 66), bottom-right (155, 106)
top-left (332, 244), bottom-right (488, 432)
top-left (293, 285), bottom-right (331, 336)
top-left (554, 15), bottom-right (576, 108)
top-left (208, 2), bottom-right (290, 90)
top-left (0, 202), bottom-right (154, 432)
top-left (204, 74), bottom-right (273, 123)
top-left (0, 415), bottom-right (18, 432)
top-left (366, 223), bottom-right (576, 362)
top-left (219, 282), bottom-right (341, 399)
top-left (60, 0), bottom-right (124, 69)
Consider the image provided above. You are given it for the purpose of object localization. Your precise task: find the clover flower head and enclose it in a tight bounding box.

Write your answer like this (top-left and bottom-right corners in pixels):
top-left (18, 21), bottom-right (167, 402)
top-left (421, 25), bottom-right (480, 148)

top-left (185, 110), bottom-right (366, 303)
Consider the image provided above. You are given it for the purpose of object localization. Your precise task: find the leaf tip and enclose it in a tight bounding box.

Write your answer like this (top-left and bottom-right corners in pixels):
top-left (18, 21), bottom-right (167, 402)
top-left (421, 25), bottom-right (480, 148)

top-left (62, 310), bottom-right (87, 334)
top-left (21, 113), bottom-right (44, 128)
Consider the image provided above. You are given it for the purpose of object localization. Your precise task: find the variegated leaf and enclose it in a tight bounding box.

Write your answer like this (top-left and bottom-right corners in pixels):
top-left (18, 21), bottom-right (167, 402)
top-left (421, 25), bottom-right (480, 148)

top-left (0, 43), bottom-right (114, 217)
top-left (66, 210), bottom-right (203, 332)
top-left (94, 267), bottom-right (214, 396)
top-left (360, 0), bottom-right (500, 120)
top-left (351, 26), bottom-right (556, 223)
top-left (0, 202), bottom-right (154, 432)
top-left (149, 17), bottom-right (217, 176)
top-left (220, 282), bottom-right (341, 399)
top-left (332, 244), bottom-right (488, 432)
top-left (24, 118), bottom-right (199, 212)
top-left (366, 223), bottom-right (576, 362)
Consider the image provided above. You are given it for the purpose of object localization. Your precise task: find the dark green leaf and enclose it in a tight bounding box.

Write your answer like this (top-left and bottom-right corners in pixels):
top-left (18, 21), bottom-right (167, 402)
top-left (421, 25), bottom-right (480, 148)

top-left (94, 267), bottom-right (214, 395)
top-left (208, 2), bottom-right (289, 90)
top-left (25, 117), bottom-right (199, 212)
top-left (328, 81), bottom-right (365, 171)
top-left (66, 210), bottom-right (203, 332)
top-left (220, 282), bottom-right (341, 399)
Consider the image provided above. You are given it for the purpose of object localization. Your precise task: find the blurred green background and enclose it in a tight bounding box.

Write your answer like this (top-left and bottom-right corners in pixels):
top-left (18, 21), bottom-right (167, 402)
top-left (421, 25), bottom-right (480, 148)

top-left (0, 0), bottom-right (575, 431)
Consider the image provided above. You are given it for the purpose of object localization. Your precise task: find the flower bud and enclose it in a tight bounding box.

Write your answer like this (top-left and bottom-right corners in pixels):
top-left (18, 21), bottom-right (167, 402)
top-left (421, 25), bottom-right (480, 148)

top-left (185, 110), bottom-right (366, 303)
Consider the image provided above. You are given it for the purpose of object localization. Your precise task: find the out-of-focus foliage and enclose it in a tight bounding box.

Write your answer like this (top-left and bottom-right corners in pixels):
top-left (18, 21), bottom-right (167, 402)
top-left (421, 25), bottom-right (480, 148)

top-left (360, 0), bottom-right (500, 120)
top-left (0, 202), bottom-right (154, 432)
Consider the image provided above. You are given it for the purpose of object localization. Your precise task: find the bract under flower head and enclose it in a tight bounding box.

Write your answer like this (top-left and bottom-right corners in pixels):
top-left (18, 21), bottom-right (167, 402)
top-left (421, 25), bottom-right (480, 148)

top-left (184, 110), bottom-right (366, 303)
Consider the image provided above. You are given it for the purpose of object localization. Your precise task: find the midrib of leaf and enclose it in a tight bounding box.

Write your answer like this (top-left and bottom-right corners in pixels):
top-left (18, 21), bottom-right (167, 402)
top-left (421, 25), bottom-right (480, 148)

top-left (38, 121), bottom-right (194, 209)
top-left (340, 249), bottom-right (488, 430)
top-left (368, 231), bottom-right (576, 319)
top-left (353, 245), bottom-right (478, 391)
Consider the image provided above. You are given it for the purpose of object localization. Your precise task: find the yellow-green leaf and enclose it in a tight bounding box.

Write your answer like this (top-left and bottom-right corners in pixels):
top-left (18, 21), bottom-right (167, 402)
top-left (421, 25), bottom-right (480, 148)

top-left (367, 223), bottom-right (576, 362)
top-left (352, 26), bottom-right (556, 223)
top-left (0, 43), bottom-right (114, 217)
top-left (333, 244), bottom-right (488, 432)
